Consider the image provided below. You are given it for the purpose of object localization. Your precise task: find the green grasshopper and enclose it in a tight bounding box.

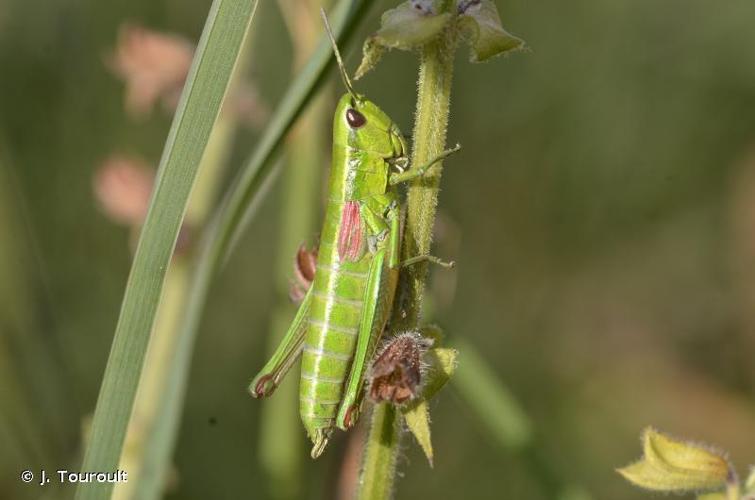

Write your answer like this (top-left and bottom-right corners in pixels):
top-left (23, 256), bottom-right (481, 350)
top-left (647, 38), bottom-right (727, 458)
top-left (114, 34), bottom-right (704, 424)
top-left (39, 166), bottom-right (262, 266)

top-left (250, 11), bottom-right (459, 458)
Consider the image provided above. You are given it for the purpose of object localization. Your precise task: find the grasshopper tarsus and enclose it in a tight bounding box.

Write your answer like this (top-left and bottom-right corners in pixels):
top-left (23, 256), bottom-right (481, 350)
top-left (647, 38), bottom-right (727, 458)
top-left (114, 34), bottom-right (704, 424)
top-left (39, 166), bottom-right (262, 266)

top-left (400, 254), bottom-right (456, 269)
top-left (250, 375), bottom-right (276, 399)
top-left (310, 429), bottom-right (330, 459)
top-left (343, 404), bottom-right (360, 429)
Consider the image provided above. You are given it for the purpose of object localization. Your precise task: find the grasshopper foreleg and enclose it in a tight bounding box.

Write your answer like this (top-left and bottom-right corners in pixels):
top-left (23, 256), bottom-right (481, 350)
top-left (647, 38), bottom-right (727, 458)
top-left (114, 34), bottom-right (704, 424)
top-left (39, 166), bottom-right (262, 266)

top-left (388, 143), bottom-right (461, 186)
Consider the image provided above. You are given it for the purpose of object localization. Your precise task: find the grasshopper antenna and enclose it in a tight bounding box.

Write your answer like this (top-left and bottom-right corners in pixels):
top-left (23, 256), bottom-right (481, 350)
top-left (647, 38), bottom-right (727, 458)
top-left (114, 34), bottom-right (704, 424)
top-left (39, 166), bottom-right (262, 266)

top-left (320, 8), bottom-right (360, 103)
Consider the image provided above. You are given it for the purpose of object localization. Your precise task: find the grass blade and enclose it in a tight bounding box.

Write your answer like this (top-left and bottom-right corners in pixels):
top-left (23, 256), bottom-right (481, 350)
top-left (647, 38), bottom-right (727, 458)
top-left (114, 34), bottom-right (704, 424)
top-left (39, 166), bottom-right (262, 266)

top-left (76, 2), bottom-right (257, 498)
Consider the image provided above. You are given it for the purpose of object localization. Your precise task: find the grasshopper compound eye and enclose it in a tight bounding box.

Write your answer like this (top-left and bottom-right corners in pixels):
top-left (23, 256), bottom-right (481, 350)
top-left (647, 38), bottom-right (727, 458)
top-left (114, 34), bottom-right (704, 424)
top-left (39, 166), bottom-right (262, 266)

top-left (346, 108), bottom-right (366, 128)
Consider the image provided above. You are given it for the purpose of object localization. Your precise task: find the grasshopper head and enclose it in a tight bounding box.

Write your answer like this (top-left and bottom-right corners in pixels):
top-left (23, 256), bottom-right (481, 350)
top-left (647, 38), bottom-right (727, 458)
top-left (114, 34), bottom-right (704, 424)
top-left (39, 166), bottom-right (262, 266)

top-left (320, 10), bottom-right (406, 162)
top-left (334, 93), bottom-right (406, 160)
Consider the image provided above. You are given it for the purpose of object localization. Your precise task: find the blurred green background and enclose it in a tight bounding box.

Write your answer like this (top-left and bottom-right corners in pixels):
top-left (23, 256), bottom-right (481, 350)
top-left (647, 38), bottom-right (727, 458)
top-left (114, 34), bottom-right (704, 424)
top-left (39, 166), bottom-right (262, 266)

top-left (1, 0), bottom-right (754, 499)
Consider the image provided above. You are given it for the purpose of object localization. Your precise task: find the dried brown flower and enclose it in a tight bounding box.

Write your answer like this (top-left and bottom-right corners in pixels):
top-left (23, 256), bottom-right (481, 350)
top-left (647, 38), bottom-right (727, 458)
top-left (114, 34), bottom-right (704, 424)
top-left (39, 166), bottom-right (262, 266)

top-left (289, 245), bottom-right (318, 304)
top-left (368, 331), bottom-right (434, 405)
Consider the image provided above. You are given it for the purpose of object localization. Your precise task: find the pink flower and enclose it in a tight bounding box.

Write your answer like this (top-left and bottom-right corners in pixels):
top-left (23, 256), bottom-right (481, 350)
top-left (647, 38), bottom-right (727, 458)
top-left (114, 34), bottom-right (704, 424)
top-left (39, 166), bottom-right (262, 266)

top-left (106, 23), bottom-right (268, 126)
top-left (93, 155), bottom-right (154, 225)
top-left (106, 23), bottom-right (194, 118)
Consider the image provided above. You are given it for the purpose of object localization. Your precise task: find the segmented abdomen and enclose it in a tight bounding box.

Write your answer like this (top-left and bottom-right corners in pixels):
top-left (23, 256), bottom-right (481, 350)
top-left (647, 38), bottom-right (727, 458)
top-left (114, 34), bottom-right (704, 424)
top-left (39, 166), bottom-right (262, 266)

top-left (299, 199), bottom-right (371, 439)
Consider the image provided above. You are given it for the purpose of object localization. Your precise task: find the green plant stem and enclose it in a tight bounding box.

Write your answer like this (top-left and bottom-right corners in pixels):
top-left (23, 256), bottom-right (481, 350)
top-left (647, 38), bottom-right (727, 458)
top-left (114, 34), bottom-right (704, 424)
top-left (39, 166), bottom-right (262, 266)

top-left (358, 15), bottom-right (459, 500)
top-left (357, 404), bottom-right (401, 500)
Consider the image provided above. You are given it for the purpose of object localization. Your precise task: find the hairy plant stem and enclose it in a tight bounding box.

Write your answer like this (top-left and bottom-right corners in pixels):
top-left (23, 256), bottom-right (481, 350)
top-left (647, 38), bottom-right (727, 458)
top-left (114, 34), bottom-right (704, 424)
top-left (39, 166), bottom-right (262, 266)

top-left (358, 404), bottom-right (401, 500)
top-left (357, 16), bottom-right (458, 500)
top-left (395, 26), bottom-right (457, 330)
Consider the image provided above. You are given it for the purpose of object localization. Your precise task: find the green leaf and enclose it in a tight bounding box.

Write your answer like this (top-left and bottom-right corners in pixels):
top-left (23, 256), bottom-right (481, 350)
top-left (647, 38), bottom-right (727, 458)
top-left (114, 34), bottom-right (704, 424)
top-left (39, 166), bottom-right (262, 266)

top-left (422, 347), bottom-right (458, 400)
top-left (356, 0), bottom-right (525, 77)
top-left (375, 2), bottom-right (450, 49)
top-left (617, 427), bottom-right (732, 493)
top-left (419, 324), bottom-right (445, 345)
top-left (354, 37), bottom-right (386, 80)
top-left (75, 1), bottom-right (258, 499)
top-left (458, 0), bottom-right (524, 62)
top-left (403, 400), bottom-right (434, 466)
top-left (401, 346), bottom-right (456, 465)
top-left (355, 0), bottom-right (451, 79)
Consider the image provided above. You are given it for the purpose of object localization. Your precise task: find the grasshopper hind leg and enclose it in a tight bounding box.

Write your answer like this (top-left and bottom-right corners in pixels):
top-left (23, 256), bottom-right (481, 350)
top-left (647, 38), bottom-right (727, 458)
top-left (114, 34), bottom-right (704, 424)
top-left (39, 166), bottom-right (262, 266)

top-left (335, 250), bottom-right (390, 430)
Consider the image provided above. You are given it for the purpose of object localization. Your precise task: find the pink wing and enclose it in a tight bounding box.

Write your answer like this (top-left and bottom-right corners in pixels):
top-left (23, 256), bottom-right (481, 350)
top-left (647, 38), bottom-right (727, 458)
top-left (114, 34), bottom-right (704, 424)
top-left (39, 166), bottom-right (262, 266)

top-left (338, 201), bottom-right (364, 262)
